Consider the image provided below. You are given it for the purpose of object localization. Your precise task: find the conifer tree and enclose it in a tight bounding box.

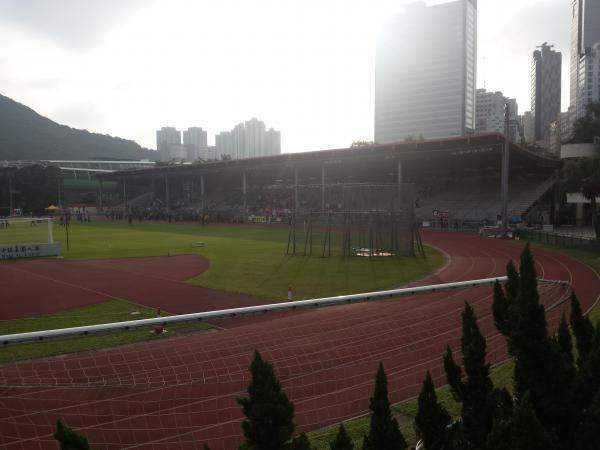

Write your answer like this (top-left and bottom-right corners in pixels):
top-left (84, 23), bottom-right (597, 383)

top-left (556, 313), bottom-right (574, 363)
top-left (509, 244), bottom-right (548, 398)
top-left (485, 387), bottom-right (514, 450)
top-left (237, 350), bottom-right (295, 450)
top-left (291, 433), bottom-right (312, 450)
top-left (575, 390), bottom-right (600, 450)
top-left (570, 291), bottom-right (595, 367)
top-left (510, 392), bottom-right (560, 450)
top-left (511, 244), bottom-right (548, 356)
top-left (330, 424), bottom-right (354, 450)
top-left (572, 325), bottom-right (600, 424)
top-left (505, 260), bottom-right (520, 301)
top-left (54, 420), bottom-right (90, 450)
top-left (492, 261), bottom-right (519, 338)
top-left (362, 363), bottom-right (407, 450)
top-left (414, 370), bottom-right (451, 450)
top-left (443, 346), bottom-right (464, 402)
top-left (443, 302), bottom-right (497, 449)
top-left (492, 280), bottom-right (511, 337)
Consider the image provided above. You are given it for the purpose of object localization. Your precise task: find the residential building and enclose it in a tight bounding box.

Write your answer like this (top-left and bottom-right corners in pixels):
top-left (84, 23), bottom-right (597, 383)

top-left (475, 89), bottom-right (519, 141)
top-left (244, 118), bottom-right (266, 159)
top-left (523, 111), bottom-right (535, 144)
top-left (374, 0), bottom-right (477, 143)
top-left (183, 127), bottom-right (208, 148)
top-left (577, 42), bottom-right (600, 118)
top-left (570, 0), bottom-right (600, 122)
top-left (215, 119), bottom-right (281, 160)
top-left (265, 128), bottom-right (281, 156)
top-left (156, 127), bottom-right (182, 162)
top-left (183, 127), bottom-right (210, 161)
top-left (163, 144), bottom-right (187, 161)
top-left (531, 42), bottom-right (562, 146)
top-left (215, 131), bottom-right (233, 159)
top-left (549, 112), bottom-right (572, 155)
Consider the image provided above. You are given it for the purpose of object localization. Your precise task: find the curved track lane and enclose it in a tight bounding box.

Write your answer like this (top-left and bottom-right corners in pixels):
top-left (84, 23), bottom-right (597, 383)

top-left (0, 232), bottom-right (598, 449)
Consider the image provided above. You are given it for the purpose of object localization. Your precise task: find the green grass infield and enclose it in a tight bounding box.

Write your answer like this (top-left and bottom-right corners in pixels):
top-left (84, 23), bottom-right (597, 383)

top-left (0, 299), bottom-right (211, 363)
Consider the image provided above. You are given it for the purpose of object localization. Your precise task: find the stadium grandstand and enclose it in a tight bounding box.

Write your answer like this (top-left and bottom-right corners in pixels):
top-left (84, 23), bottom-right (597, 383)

top-left (1, 159), bottom-right (155, 207)
top-left (96, 133), bottom-right (561, 229)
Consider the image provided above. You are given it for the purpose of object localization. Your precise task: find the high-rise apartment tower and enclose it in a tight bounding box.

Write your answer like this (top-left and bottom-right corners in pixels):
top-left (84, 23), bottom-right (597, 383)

top-left (570, 0), bottom-right (600, 120)
top-left (531, 43), bottom-right (562, 145)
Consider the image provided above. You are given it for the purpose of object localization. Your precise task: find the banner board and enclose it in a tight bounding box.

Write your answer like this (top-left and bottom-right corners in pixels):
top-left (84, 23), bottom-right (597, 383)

top-left (0, 243), bottom-right (61, 260)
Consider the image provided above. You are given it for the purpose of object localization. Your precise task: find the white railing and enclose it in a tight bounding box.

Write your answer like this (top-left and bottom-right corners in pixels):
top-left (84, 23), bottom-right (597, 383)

top-left (0, 277), bottom-right (514, 345)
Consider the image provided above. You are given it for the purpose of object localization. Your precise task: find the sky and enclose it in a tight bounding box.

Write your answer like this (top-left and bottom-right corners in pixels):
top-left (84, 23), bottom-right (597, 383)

top-left (0, 0), bottom-right (572, 154)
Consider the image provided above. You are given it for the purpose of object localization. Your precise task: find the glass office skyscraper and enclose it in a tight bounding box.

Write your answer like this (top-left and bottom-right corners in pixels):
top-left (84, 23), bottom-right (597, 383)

top-left (375, 0), bottom-right (477, 143)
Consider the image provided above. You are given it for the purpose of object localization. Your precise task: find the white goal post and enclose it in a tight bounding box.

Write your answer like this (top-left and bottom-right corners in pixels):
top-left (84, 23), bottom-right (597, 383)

top-left (0, 216), bottom-right (54, 243)
top-left (0, 217), bottom-right (60, 259)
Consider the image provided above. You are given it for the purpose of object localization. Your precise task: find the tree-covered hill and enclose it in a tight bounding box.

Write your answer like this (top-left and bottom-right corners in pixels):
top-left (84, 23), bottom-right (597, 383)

top-left (0, 94), bottom-right (155, 161)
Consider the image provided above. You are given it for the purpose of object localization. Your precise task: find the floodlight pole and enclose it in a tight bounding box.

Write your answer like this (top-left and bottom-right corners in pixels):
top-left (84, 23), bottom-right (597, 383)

top-left (294, 167), bottom-right (299, 212)
top-left (57, 170), bottom-right (62, 208)
top-left (200, 175), bottom-right (205, 211)
top-left (242, 171), bottom-right (247, 211)
top-left (8, 171), bottom-right (13, 214)
top-left (397, 159), bottom-right (403, 202)
top-left (47, 217), bottom-right (54, 244)
top-left (321, 165), bottom-right (325, 212)
top-left (98, 180), bottom-right (103, 211)
top-left (501, 102), bottom-right (510, 236)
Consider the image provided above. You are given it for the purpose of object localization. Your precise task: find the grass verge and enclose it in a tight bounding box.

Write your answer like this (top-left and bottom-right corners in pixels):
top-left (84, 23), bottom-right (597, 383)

top-left (0, 300), bottom-right (210, 364)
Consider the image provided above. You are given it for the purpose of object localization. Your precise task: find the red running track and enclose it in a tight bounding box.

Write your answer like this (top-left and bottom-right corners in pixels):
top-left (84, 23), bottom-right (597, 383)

top-left (0, 232), bottom-right (598, 449)
top-left (0, 255), bottom-right (268, 320)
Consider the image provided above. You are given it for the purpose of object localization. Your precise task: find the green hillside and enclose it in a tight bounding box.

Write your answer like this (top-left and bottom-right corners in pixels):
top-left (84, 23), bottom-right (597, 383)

top-left (0, 93), bottom-right (155, 161)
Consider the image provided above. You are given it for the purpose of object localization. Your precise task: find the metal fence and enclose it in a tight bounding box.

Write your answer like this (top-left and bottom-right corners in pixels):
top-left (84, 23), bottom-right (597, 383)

top-left (516, 229), bottom-right (600, 252)
top-left (1, 277), bottom-right (509, 345)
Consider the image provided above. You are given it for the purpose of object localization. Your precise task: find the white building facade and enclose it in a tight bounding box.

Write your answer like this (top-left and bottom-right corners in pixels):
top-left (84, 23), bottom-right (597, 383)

top-left (183, 127), bottom-right (212, 162)
top-left (374, 0), bottom-right (477, 143)
top-left (156, 127), bottom-right (182, 162)
top-left (475, 89), bottom-right (519, 141)
top-left (216, 119), bottom-right (281, 160)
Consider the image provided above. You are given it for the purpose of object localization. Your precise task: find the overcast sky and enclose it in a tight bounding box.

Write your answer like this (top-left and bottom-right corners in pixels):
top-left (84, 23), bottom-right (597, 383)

top-left (0, 0), bottom-right (571, 153)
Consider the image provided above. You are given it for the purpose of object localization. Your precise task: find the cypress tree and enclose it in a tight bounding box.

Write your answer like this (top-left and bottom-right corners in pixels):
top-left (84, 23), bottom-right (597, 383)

top-left (572, 325), bottom-right (600, 425)
top-left (291, 433), bottom-right (312, 450)
top-left (330, 424), bottom-right (354, 450)
top-left (237, 350), bottom-right (295, 450)
top-left (570, 291), bottom-right (595, 367)
top-left (492, 261), bottom-right (518, 338)
top-left (492, 280), bottom-right (511, 337)
top-left (443, 345), bottom-right (464, 402)
top-left (509, 244), bottom-right (549, 400)
top-left (510, 392), bottom-right (560, 450)
top-left (458, 302), bottom-right (496, 448)
top-left (414, 370), bottom-right (451, 450)
top-left (362, 363), bottom-right (407, 450)
top-left (511, 243), bottom-right (548, 355)
top-left (505, 260), bottom-right (520, 301)
top-left (556, 313), bottom-right (574, 363)
top-left (485, 387), bottom-right (514, 450)
top-left (54, 420), bottom-right (90, 450)
top-left (497, 245), bottom-right (575, 444)
top-left (575, 390), bottom-right (600, 450)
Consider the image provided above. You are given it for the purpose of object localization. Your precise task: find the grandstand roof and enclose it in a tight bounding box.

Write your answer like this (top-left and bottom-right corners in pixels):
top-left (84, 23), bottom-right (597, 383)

top-left (97, 134), bottom-right (561, 182)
